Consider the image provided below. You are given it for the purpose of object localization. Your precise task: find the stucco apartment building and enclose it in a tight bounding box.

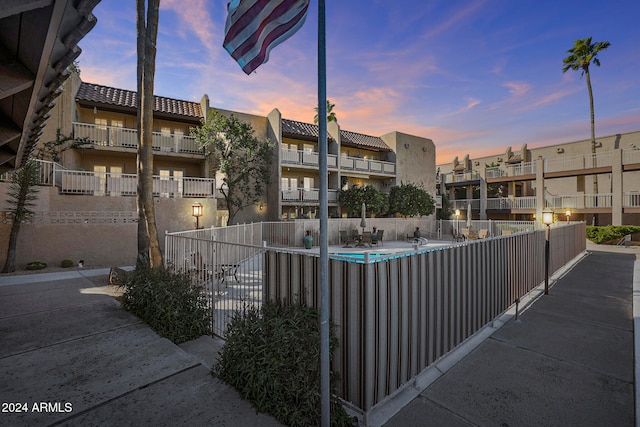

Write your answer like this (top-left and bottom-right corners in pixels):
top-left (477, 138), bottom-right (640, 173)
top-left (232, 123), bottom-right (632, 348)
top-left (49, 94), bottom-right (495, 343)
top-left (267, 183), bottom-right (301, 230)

top-left (436, 132), bottom-right (640, 226)
top-left (36, 73), bottom-right (436, 226)
top-left (0, 72), bottom-right (435, 267)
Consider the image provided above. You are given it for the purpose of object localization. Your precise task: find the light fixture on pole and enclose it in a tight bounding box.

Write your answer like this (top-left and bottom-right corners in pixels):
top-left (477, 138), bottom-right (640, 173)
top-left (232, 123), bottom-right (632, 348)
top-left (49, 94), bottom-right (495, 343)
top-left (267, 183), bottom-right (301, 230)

top-left (455, 208), bottom-right (461, 240)
top-left (542, 208), bottom-right (554, 295)
top-left (192, 202), bottom-right (203, 229)
top-left (565, 209), bottom-right (571, 223)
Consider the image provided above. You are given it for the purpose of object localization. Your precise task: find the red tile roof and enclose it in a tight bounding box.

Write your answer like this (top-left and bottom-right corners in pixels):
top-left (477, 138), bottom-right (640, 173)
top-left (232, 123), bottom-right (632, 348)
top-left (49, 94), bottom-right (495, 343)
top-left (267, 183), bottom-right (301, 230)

top-left (76, 82), bottom-right (203, 118)
top-left (340, 129), bottom-right (392, 152)
top-left (282, 119), bottom-right (391, 151)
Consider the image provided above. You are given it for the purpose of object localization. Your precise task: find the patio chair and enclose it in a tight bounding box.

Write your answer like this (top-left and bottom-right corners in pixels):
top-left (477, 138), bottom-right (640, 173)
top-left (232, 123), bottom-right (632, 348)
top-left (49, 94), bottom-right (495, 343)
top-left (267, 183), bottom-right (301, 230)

top-left (461, 228), bottom-right (470, 240)
top-left (478, 229), bottom-right (488, 239)
top-left (361, 231), bottom-right (373, 247)
top-left (501, 229), bottom-right (513, 236)
top-left (371, 229), bottom-right (384, 246)
top-left (339, 230), bottom-right (354, 248)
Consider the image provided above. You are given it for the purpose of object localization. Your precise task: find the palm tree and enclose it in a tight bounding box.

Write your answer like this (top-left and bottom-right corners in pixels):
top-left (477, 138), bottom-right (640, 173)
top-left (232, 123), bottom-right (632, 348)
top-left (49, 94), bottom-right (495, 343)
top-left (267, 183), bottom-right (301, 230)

top-left (135, 0), bottom-right (162, 268)
top-left (313, 99), bottom-right (337, 124)
top-left (562, 37), bottom-right (611, 198)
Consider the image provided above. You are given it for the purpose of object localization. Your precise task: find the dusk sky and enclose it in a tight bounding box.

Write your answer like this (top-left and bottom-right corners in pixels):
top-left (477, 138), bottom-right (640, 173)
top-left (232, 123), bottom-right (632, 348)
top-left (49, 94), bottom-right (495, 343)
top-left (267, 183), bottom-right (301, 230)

top-left (78, 0), bottom-right (640, 164)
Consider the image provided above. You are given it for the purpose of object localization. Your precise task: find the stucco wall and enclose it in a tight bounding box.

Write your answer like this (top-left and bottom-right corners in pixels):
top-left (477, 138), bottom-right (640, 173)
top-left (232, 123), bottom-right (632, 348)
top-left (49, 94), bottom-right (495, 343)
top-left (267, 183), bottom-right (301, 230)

top-left (382, 131), bottom-right (437, 197)
top-left (0, 183), bottom-right (216, 270)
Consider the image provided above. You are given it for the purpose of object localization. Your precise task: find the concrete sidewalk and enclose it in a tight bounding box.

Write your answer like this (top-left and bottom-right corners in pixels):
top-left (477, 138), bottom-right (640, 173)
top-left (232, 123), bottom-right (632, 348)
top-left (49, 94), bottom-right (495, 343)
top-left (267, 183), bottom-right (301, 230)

top-left (383, 247), bottom-right (637, 427)
top-left (0, 244), bottom-right (637, 426)
top-left (0, 269), bottom-right (283, 426)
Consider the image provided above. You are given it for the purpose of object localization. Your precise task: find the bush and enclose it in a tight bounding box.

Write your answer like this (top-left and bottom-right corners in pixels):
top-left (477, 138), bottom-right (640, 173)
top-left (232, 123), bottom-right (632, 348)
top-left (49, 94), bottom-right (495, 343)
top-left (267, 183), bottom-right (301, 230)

top-left (60, 258), bottom-right (74, 268)
top-left (120, 267), bottom-right (212, 344)
top-left (25, 261), bottom-right (47, 270)
top-left (214, 302), bottom-right (352, 427)
top-left (586, 225), bottom-right (640, 244)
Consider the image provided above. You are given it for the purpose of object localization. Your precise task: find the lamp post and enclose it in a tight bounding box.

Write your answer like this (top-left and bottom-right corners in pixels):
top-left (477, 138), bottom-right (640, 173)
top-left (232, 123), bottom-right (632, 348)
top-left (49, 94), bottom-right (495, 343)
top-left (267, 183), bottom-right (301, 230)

top-left (192, 202), bottom-right (203, 229)
top-left (455, 208), bottom-right (460, 240)
top-left (565, 209), bottom-right (571, 223)
top-left (542, 208), bottom-right (554, 295)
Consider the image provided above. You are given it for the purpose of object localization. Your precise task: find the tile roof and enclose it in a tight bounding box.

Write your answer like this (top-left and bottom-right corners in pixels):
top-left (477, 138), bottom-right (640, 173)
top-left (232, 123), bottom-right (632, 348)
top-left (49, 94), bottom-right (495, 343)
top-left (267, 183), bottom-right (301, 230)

top-left (76, 82), bottom-right (203, 118)
top-left (340, 129), bottom-right (392, 152)
top-left (282, 119), bottom-right (392, 151)
top-left (282, 118), bottom-right (320, 139)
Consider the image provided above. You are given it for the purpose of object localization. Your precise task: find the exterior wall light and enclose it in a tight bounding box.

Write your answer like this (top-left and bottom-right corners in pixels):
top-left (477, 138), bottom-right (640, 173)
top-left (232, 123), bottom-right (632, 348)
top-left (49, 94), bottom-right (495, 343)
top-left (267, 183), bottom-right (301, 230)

top-left (192, 202), bottom-right (203, 229)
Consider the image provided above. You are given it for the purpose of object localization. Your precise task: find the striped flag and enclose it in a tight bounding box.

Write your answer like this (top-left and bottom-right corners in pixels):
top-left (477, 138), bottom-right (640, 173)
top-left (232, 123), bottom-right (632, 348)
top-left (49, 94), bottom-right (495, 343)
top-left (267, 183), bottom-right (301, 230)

top-left (223, 0), bottom-right (310, 75)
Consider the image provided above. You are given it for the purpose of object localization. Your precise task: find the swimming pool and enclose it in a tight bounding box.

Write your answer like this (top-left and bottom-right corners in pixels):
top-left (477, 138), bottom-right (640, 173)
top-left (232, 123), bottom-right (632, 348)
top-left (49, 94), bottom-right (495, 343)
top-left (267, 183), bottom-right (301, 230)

top-left (330, 251), bottom-right (407, 263)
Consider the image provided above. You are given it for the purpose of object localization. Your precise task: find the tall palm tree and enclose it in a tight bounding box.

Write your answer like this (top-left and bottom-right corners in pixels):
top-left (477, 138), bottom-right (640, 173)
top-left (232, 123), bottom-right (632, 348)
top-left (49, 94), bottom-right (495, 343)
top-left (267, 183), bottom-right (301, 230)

top-left (136, 0), bottom-right (162, 268)
top-left (562, 37), bottom-right (611, 198)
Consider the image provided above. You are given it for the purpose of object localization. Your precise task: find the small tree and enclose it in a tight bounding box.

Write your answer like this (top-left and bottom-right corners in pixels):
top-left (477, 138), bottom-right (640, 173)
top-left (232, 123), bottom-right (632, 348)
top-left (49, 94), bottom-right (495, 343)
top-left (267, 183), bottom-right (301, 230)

top-left (338, 185), bottom-right (388, 217)
top-left (388, 182), bottom-right (435, 218)
top-left (33, 128), bottom-right (88, 163)
top-left (2, 161), bottom-right (40, 273)
top-left (192, 110), bottom-right (274, 225)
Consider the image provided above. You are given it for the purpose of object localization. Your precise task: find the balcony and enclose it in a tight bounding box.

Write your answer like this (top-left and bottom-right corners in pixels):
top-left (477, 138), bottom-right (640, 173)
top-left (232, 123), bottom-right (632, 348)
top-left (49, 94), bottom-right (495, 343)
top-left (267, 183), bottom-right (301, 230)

top-left (442, 171), bottom-right (480, 184)
top-left (281, 188), bottom-right (338, 204)
top-left (544, 151), bottom-right (612, 174)
top-left (624, 192), bottom-right (640, 208)
top-left (451, 198), bottom-right (480, 210)
top-left (622, 149), bottom-right (640, 167)
top-left (486, 161), bottom-right (536, 179)
top-left (72, 122), bottom-right (204, 155)
top-left (486, 197), bottom-right (536, 210)
top-left (57, 170), bottom-right (215, 197)
top-left (281, 149), bottom-right (338, 169)
top-left (340, 155), bottom-right (396, 176)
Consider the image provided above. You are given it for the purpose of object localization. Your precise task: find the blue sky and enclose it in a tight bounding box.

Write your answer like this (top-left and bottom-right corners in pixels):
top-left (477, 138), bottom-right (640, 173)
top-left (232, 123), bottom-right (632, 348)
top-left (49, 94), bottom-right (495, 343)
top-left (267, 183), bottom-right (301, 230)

top-left (78, 0), bottom-right (640, 164)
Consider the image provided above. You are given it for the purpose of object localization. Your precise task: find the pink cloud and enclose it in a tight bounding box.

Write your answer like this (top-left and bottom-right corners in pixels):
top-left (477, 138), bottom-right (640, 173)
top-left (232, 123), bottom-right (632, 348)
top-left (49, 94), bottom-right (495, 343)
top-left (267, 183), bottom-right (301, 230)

top-left (503, 81), bottom-right (531, 97)
top-left (161, 0), bottom-right (219, 54)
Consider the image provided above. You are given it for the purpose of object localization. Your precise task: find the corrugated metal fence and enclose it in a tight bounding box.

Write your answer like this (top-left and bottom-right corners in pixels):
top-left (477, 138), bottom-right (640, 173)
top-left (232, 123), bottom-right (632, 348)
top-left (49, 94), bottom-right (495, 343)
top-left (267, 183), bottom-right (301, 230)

top-left (263, 223), bottom-right (585, 414)
top-left (165, 221), bottom-right (585, 418)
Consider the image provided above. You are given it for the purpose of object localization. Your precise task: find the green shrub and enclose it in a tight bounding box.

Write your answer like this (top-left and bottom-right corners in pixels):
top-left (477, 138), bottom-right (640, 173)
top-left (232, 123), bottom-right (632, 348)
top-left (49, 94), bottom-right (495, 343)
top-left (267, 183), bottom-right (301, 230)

top-left (120, 267), bottom-right (212, 344)
top-left (586, 225), bottom-right (640, 244)
top-left (214, 302), bottom-right (352, 427)
top-left (60, 258), bottom-right (74, 268)
top-left (25, 261), bottom-right (47, 270)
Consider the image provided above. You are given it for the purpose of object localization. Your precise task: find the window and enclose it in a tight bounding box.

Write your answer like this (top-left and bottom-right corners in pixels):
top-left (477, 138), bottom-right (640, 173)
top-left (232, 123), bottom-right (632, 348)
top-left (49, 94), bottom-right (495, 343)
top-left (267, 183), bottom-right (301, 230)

top-left (94, 118), bottom-right (108, 146)
top-left (158, 169), bottom-right (184, 197)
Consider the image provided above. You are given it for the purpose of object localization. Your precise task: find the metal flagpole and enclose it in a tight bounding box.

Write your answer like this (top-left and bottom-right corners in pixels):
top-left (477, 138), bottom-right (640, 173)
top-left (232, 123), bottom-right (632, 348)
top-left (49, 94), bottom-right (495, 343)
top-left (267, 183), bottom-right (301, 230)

top-left (317, 0), bottom-right (330, 425)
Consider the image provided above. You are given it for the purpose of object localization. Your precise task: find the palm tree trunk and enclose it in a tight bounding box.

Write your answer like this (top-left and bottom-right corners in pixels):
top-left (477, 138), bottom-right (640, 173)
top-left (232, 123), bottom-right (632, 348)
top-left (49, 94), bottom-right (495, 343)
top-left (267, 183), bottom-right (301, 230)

top-left (136, 0), bottom-right (163, 268)
top-left (1, 222), bottom-right (20, 273)
top-left (585, 70), bottom-right (598, 196)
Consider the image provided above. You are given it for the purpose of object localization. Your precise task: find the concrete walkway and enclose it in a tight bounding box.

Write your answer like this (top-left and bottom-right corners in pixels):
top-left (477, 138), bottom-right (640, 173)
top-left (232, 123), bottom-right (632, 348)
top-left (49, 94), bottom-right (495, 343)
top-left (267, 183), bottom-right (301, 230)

top-left (1, 244), bottom-right (637, 426)
top-left (0, 269), bottom-right (283, 426)
top-left (383, 245), bottom-right (638, 427)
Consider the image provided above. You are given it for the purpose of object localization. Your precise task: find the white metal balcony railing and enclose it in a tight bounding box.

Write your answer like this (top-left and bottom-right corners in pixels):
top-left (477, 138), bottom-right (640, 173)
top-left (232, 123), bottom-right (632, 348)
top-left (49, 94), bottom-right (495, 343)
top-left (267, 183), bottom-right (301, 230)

top-left (486, 161), bottom-right (536, 179)
top-left (486, 197), bottom-right (536, 210)
top-left (451, 198), bottom-right (480, 210)
top-left (57, 169), bottom-right (215, 198)
top-left (544, 151), bottom-right (613, 174)
top-left (281, 149), bottom-right (338, 168)
top-left (442, 171), bottom-right (480, 184)
top-left (624, 192), bottom-right (640, 208)
top-left (281, 188), bottom-right (339, 203)
top-left (622, 149), bottom-right (640, 165)
top-left (339, 155), bottom-right (396, 175)
top-left (73, 122), bottom-right (203, 155)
